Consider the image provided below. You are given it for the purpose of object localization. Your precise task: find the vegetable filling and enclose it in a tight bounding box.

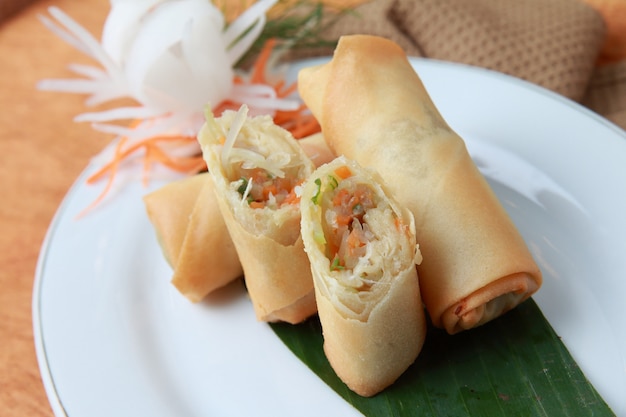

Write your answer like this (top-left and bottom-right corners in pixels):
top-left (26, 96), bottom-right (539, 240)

top-left (216, 105), bottom-right (305, 211)
top-left (309, 161), bottom-right (417, 297)
top-left (312, 166), bottom-right (384, 278)
top-left (236, 167), bottom-right (301, 209)
top-left (327, 184), bottom-right (376, 271)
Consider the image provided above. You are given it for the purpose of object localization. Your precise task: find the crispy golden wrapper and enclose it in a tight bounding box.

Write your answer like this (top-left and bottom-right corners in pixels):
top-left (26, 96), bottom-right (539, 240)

top-left (298, 35), bottom-right (542, 334)
top-left (300, 156), bottom-right (426, 397)
top-left (144, 134), bottom-right (334, 303)
top-left (198, 105), bottom-right (317, 323)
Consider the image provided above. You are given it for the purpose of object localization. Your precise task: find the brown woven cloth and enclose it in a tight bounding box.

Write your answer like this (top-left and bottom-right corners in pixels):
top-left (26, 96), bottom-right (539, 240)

top-left (582, 61), bottom-right (626, 127)
top-left (391, 0), bottom-right (605, 101)
top-left (303, 0), bottom-right (626, 130)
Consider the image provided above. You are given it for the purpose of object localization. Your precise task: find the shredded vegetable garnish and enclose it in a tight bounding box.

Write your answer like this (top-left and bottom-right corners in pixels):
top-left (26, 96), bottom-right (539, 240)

top-left (86, 135), bottom-right (206, 186)
top-left (75, 134), bottom-right (207, 218)
top-left (76, 37), bottom-right (317, 214)
top-left (39, 0), bottom-right (328, 215)
top-left (76, 136), bottom-right (128, 218)
top-left (221, 104), bottom-right (250, 175)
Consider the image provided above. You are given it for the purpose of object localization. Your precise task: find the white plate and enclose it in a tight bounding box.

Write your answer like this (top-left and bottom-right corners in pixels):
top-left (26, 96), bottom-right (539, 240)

top-left (33, 58), bottom-right (626, 416)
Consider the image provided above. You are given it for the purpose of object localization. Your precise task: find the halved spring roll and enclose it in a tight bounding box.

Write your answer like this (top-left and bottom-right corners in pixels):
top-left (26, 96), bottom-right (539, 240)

top-left (298, 34), bottom-right (542, 334)
top-left (143, 134), bottom-right (334, 303)
top-left (300, 156), bottom-right (426, 397)
top-left (198, 104), bottom-right (317, 324)
top-left (144, 172), bottom-right (243, 302)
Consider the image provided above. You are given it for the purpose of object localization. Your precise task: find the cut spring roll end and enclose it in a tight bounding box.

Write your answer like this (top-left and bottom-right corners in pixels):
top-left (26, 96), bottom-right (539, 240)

top-left (300, 156), bottom-right (426, 397)
top-left (443, 272), bottom-right (541, 334)
top-left (198, 104), bottom-right (317, 324)
top-left (143, 132), bottom-right (333, 304)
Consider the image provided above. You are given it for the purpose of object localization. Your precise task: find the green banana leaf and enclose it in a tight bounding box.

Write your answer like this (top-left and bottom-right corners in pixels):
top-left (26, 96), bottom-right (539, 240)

top-left (270, 298), bottom-right (614, 416)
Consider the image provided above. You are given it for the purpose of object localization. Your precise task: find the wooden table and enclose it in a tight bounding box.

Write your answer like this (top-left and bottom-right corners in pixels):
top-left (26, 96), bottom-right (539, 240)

top-left (0, 0), bottom-right (111, 415)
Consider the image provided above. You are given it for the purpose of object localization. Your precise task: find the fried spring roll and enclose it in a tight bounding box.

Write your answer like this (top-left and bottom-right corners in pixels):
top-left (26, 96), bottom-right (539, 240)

top-left (144, 173), bottom-right (243, 302)
top-left (144, 134), bottom-right (334, 303)
top-left (298, 35), bottom-right (542, 334)
top-left (198, 104), bottom-right (317, 324)
top-left (300, 156), bottom-right (426, 397)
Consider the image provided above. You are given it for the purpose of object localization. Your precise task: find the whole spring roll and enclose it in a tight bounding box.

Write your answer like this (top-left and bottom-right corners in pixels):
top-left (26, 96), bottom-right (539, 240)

top-left (298, 34), bottom-right (542, 334)
top-left (144, 172), bottom-right (242, 302)
top-left (144, 134), bottom-right (334, 303)
top-left (300, 156), bottom-right (426, 397)
top-left (198, 104), bottom-right (317, 324)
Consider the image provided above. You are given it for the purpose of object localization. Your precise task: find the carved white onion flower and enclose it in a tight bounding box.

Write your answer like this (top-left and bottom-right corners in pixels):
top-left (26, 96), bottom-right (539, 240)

top-left (38, 0), bottom-right (308, 214)
top-left (38, 0), bottom-right (297, 141)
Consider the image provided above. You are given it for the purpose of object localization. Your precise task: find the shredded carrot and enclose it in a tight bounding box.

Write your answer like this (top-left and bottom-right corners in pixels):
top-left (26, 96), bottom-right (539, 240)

top-left (282, 189), bottom-right (301, 205)
top-left (276, 80), bottom-right (298, 98)
top-left (217, 40), bottom-right (321, 138)
top-left (332, 189), bottom-right (352, 226)
top-left (394, 216), bottom-right (411, 236)
top-left (262, 183), bottom-right (278, 200)
top-left (76, 136), bottom-right (128, 218)
top-left (212, 100), bottom-right (241, 117)
top-left (334, 166), bottom-right (352, 180)
top-left (86, 135), bottom-right (202, 184)
top-left (247, 39), bottom-right (321, 139)
top-left (274, 110), bottom-right (321, 139)
top-left (141, 142), bottom-right (206, 185)
top-left (250, 38), bottom-right (277, 84)
top-left (290, 116), bottom-right (321, 139)
top-left (346, 229), bottom-right (366, 250)
top-left (249, 201), bottom-right (265, 209)
top-left (332, 188), bottom-right (349, 207)
top-left (79, 134), bottom-right (207, 217)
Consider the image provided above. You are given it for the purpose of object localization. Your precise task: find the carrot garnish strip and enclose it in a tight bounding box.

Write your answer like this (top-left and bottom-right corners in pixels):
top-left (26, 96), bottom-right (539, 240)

top-left (213, 100), bottom-right (241, 117)
top-left (274, 105), bottom-right (321, 139)
top-left (76, 136), bottom-right (128, 218)
top-left (289, 114), bottom-right (321, 139)
top-left (86, 135), bottom-right (199, 184)
top-left (224, 39), bottom-right (321, 139)
top-left (141, 142), bottom-right (206, 185)
top-left (276, 81), bottom-right (298, 98)
top-left (250, 38), bottom-right (277, 84)
top-left (79, 133), bottom-right (207, 216)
